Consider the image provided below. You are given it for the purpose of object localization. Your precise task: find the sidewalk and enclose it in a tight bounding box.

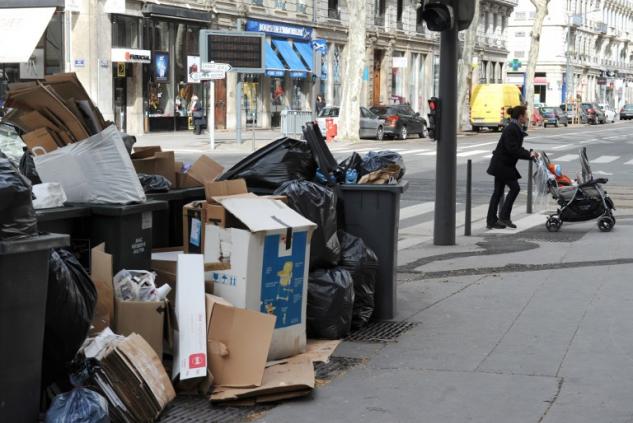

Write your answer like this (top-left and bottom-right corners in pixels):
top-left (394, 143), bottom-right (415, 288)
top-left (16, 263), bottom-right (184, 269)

top-left (256, 198), bottom-right (633, 422)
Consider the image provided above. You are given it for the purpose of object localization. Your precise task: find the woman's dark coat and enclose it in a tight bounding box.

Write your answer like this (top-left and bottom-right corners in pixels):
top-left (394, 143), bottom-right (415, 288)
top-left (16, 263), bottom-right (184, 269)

top-left (486, 122), bottom-right (532, 180)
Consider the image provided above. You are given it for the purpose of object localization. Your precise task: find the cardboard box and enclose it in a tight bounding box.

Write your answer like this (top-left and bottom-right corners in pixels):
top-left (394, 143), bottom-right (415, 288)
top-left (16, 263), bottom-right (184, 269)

top-left (175, 161), bottom-right (200, 188)
top-left (187, 155), bottom-right (224, 186)
top-left (151, 248), bottom-right (214, 303)
top-left (114, 298), bottom-right (167, 358)
top-left (210, 358), bottom-right (315, 404)
top-left (203, 197), bottom-right (316, 360)
top-left (90, 243), bottom-right (113, 334)
top-left (205, 294), bottom-right (275, 388)
top-left (132, 150), bottom-right (177, 186)
top-left (204, 179), bottom-right (248, 202)
top-left (182, 200), bottom-right (245, 256)
top-left (173, 254), bottom-right (207, 380)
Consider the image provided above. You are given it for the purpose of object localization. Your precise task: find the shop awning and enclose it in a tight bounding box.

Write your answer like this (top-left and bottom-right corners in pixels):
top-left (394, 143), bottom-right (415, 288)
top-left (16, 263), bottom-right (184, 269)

top-left (272, 39), bottom-right (308, 78)
top-left (0, 7), bottom-right (55, 63)
top-left (293, 41), bottom-right (314, 71)
top-left (264, 42), bottom-right (286, 78)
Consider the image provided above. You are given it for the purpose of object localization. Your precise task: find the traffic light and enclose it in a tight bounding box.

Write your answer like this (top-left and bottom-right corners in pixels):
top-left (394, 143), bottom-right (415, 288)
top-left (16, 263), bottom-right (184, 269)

top-left (427, 97), bottom-right (441, 141)
top-left (420, 0), bottom-right (476, 32)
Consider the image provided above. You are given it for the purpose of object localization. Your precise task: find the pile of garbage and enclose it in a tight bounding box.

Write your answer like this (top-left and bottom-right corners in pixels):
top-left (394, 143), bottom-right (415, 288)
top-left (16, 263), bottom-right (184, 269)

top-left (0, 73), bottom-right (407, 421)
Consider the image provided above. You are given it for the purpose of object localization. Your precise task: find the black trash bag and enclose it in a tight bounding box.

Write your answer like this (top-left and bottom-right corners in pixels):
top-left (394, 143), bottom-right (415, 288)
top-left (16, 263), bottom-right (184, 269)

top-left (219, 137), bottom-right (317, 193)
top-left (360, 151), bottom-right (406, 180)
top-left (120, 132), bottom-right (136, 155)
top-left (19, 148), bottom-right (41, 185)
top-left (43, 249), bottom-right (97, 385)
top-left (274, 180), bottom-right (341, 268)
top-left (138, 173), bottom-right (171, 193)
top-left (307, 267), bottom-right (354, 339)
top-left (336, 152), bottom-right (363, 184)
top-left (338, 231), bottom-right (379, 329)
top-left (0, 157), bottom-right (37, 240)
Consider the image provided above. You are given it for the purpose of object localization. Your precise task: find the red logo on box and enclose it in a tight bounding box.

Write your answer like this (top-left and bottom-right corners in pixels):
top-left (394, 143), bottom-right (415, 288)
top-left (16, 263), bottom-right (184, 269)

top-left (189, 353), bottom-right (206, 368)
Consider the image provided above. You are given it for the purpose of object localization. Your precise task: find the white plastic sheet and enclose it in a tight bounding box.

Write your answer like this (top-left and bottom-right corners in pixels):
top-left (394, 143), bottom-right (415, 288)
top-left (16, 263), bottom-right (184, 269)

top-left (34, 125), bottom-right (146, 204)
top-left (32, 183), bottom-right (67, 209)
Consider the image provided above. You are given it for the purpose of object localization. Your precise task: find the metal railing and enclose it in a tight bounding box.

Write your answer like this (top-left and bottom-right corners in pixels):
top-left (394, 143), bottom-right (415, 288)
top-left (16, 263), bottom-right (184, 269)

top-left (281, 110), bottom-right (314, 138)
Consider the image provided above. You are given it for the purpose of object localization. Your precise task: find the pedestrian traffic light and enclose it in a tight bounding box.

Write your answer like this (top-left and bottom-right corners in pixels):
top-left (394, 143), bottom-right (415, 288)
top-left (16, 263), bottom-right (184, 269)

top-left (420, 0), bottom-right (476, 31)
top-left (427, 97), bottom-right (440, 141)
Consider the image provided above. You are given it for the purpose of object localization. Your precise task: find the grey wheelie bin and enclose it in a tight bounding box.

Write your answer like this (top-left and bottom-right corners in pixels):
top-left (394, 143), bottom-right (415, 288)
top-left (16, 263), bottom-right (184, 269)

top-left (337, 181), bottom-right (408, 320)
top-left (0, 233), bottom-right (69, 423)
top-left (147, 187), bottom-right (205, 248)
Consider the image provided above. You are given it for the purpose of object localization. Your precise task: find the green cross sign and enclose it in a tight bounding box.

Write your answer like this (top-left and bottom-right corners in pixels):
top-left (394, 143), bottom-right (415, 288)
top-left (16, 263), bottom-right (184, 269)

top-left (509, 59), bottom-right (522, 71)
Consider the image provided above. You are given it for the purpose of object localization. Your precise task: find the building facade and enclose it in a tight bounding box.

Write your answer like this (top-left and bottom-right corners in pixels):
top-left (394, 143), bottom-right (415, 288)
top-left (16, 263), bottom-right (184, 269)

top-left (507, 0), bottom-right (633, 108)
top-left (1, 0), bottom-right (517, 135)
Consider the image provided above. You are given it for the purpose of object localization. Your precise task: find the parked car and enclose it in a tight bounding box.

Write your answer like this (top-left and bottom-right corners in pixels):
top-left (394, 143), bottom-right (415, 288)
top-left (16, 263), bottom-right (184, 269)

top-left (560, 104), bottom-right (588, 124)
top-left (316, 106), bottom-right (386, 140)
top-left (369, 104), bottom-right (428, 139)
top-left (620, 104), bottom-right (633, 120)
top-left (539, 106), bottom-right (568, 128)
top-left (597, 103), bottom-right (616, 123)
top-left (580, 102), bottom-right (606, 124)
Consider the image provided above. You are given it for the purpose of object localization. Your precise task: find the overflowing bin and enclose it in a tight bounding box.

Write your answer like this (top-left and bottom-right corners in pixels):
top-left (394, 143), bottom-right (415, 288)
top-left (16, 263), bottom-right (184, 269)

top-left (337, 181), bottom-right (408, 320)
top-left (147, 187), bottom-right (205, 248)
top-left (0, 233), bottom-right (69, 423)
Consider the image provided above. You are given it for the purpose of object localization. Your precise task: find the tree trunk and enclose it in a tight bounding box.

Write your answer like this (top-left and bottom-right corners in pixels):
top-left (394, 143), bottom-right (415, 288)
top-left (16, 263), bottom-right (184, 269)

top-left (338, 0), bottom-right (366, 143)
top-left (457, 0), bottom-right (481, 131)
top-left (525, 0), bottom-right (550, 122)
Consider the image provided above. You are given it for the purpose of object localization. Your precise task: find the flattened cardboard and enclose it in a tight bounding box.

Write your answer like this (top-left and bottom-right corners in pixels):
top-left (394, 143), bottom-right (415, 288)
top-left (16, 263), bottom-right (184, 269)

top-left (187, 155), bottom-right (224, 186)
top-left (216, 197), bottom-right (316, 233)
top-left (210, 358), bottom-right (315, 403)
top-left (204, 179), bottom-right (248, 203)
top-left (114, 299), bottom-right (166, 358)
top-left (90, 243), bottom-right (113, 334)
top-left (205, 294), bottom-right (275, 388)
top-left (132, 146), bottom-right (163, 159)
top-left (22, 127), bottom-right (60, 155)
top-left (173, 254), bottom-right (207, 380)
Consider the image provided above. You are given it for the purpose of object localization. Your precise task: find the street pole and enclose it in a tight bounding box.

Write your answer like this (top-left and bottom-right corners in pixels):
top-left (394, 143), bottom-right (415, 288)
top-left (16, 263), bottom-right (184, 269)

top-left (433, 26), bottom-right (458, 246)
top-left (236, 74), bottom-right (242, 144)
top-left (209, 80), bottom-right (215, 150)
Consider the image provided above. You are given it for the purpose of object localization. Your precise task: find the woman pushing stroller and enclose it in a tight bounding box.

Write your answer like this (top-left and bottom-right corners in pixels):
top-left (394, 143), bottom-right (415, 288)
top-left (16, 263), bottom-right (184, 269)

top-left (486, 105), bottom-right (539, 229)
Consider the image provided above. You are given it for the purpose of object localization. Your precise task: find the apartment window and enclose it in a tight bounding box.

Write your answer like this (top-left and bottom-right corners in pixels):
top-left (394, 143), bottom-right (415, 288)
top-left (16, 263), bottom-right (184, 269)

top-left (416, 6), bottom-right (426, 33)
top-left (375, 0), bottom-right (386, 26)
top-left (515, 31), bottom-right (526, 37)
top-left (328, 0), bottom-right (339, 19)
top-left (515, 11), bottom-right (526, 20)
top-left (397, 0), bottom-right (403, 23)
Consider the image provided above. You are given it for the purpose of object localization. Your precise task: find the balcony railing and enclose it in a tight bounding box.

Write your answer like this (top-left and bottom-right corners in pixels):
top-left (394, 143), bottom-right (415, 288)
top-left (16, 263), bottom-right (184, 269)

top-left (328, 8), bottom-right (340, 20)
top-left (296, 3), bottom-right (307, 13)
top-left (396, 21), bottom-right (404, 30)
top-left (251, 0), bottom-right (264, 5)
top-left (595, 21), bottom-right (608, 33)
top-left (416, 23), bottom-right (425, 34)
top-left (274, 0), bottom-right (286, 10)
top-left (374, 15), bottom-right (385, 27)
top-left (570, 15), bottom-right (583, 27)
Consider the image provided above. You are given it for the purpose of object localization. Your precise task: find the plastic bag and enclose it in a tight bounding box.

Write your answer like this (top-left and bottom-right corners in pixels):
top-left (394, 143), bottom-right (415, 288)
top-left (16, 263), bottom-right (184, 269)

top-left (138, 173), bottom-right (171, 193)
top-left (19, 148), bottom-right (41, 185)
top-left (46, 387), bottom-right (108, 423)
top-left (219, 137), bottom-right (317, 193)
top-left (113, 269), bottom-right (167, 301)
top-left (361, 151), bottom-right (406, 181)
top-left (44, 249), bottom-right (97, 384)
top-left (307, 267), bottom-right (354, 339)
top-left (120, 131), bottom-right (136, 155)
top-left (274, 180), bottom-right (341, 269)
top-left (32, 182), bottom-right (68, 209)
top-left (0, 157), bottom-right (37, 240)
top-left (34, 125), bottom-right (146, 204)
top-left (338, 231), bottom-right (379, 329)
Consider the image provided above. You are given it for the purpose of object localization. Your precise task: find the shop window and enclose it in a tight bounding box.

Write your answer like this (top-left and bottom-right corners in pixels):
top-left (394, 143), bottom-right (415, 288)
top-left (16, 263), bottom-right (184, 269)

top-left (243, 75), bottom-right (260, 127)
top-left (270, 77), bottom-right (285, 127)
top-left (432, 55), bottom-right (440, 96)
top-left (392, 53), bottom-right (405, 103)
top-left (44, 12), bottom-right (63, 76)
top-left (333, 45), bottom-right (342, 106)
top-left (397, 0), bottom-right (404, 28)
top-left (328, 0), bottom-right (340, 19)
top-left (291, 79), bottom-right (306, 110)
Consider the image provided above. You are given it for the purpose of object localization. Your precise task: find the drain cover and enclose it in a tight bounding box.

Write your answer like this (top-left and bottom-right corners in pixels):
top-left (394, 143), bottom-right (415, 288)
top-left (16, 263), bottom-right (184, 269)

top-left (158, 395), bottom-right (270, 423)
top-left (346, 321), bottom-right (419, 343)
top-left (315, 357), bottom-right (364, 381)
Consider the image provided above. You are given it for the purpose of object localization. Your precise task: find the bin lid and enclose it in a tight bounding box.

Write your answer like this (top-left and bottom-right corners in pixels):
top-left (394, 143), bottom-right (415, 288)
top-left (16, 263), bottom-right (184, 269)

top-left (339, 180), bottom-right (409, 193)
top-left (86, 200), bottom-right (169, 216)
top-left (0, 233), bottom-right (69, 255)
top-left (216, 197), bottom-right (317, 233)
top-left (36, 205), bottom-right (92, 222)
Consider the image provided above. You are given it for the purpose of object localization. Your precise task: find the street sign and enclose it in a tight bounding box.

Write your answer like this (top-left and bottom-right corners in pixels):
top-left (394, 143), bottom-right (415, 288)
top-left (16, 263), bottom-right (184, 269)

top-left (199, 70), bottom-right (226, 80)
top-left (202, 62), bottom-right (232, 72)
top-left (199, 30), bottom-right (265, 73)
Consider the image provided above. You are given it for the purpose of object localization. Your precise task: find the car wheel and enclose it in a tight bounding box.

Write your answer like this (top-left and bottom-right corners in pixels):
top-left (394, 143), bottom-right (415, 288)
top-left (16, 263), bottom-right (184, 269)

top-left (419, 125), bottom-right (429, 138)
top-left (554, 119), bottom-right (559, 128)
top-left (564, 121), bottom-right (568, 127)
top-left (399, 126), bottom-right (408, 140)
top-left (376, 126), bottom-right (384, 141)
top-left (473, 126), bottom-right (480, 132)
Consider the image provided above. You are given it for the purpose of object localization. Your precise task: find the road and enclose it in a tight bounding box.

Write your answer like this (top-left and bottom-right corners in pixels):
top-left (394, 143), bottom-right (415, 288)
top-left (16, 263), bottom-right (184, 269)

top-left (186, 120), bottom-right (633, 247)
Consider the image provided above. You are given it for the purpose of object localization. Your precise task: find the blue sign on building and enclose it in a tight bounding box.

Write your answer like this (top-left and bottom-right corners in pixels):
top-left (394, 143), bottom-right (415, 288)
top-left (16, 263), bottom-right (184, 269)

top-left (246, 19), bottom-right (312, 40)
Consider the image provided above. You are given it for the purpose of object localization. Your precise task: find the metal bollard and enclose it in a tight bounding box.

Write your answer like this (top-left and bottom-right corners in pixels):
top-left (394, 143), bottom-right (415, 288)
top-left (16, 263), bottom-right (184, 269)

top-left (527, 159), bottom-right (533, 214)
top-left (465, 159), bottom-right (472, 236)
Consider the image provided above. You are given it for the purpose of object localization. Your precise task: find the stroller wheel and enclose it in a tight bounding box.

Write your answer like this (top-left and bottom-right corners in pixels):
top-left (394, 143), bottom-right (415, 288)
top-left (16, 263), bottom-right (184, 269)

top-left (598, 216), bottom-right (615, 232)
top-left (546, 217), bottom-right (562, 232)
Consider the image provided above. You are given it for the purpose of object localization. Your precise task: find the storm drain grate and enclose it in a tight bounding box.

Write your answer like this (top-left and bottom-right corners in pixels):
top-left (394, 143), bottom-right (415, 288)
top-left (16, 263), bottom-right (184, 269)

top-left (158, 395), bottom-right (271, 423)
top-left (315, 356), bottom-right (365, 381)
top-left (346, 320), bottom-right (419, 343)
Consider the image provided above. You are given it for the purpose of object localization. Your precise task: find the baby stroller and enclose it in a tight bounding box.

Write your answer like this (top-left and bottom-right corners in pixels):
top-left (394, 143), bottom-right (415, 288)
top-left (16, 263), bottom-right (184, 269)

top-left (535, 147), bottom-right (616, 232)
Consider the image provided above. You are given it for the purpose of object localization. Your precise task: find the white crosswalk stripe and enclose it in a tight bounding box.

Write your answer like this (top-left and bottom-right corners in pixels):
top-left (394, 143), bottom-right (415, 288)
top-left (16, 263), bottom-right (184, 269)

top-left (551, 144), bottom-right (572, 150)
top-left (553, 154), bottom-right (577, 162)
top-left (591, 155), bottom-right (619, 163)
top-left (458, 141), bottom-right (497, 150)
top-left (399, 202), bottom-right (435, 220)
top-left (399, 149), bottom-right (431, 155)
top-left (457, 150), bottom-right (488, 157)
top-left (624, 159), bottom-right (633, 165)
top-left (417, 151), bottom-right (437, 156)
